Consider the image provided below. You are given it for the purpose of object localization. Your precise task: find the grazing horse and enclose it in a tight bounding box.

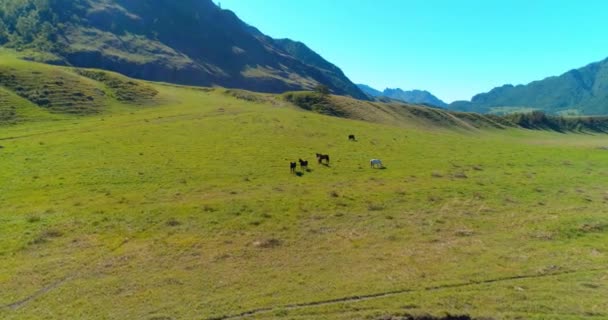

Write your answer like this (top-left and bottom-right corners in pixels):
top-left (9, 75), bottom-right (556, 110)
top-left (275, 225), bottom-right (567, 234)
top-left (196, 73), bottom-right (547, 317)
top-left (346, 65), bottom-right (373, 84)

top-left (290, 162), bottom-right (297, 173)
top-left (370, 159), bottom-right (384, 168)
top-left (348, 134), bottom-right (356, 141)
top-left (299, 159), bottom-right (309, 170)
top-left (316, 153), bottom-right (330, 164)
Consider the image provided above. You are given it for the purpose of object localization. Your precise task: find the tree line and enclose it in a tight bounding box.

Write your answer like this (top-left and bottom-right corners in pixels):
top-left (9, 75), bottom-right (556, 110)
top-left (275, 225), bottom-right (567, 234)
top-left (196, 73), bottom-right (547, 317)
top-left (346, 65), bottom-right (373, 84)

top-left (0, 0), bottom-right (86, 51)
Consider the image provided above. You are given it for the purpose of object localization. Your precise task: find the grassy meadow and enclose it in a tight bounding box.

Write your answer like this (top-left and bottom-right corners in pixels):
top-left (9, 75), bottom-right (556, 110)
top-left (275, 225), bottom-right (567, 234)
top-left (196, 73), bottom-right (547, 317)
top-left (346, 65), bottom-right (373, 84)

top-left (1, 54), bottom-right (608, 320)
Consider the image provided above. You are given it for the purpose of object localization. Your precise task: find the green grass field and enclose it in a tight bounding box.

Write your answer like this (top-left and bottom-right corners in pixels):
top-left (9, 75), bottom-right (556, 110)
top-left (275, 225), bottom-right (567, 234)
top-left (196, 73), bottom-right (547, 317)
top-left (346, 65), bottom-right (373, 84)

top-left (1, 52), bottom-right (608, 320)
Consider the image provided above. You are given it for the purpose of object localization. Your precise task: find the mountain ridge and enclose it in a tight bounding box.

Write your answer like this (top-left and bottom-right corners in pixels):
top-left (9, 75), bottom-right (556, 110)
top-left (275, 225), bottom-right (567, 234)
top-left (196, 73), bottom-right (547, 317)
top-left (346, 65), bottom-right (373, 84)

top-left (449, 56), bottom-right (608, 115)
top-left (357, 84), bottom-right (447, 107)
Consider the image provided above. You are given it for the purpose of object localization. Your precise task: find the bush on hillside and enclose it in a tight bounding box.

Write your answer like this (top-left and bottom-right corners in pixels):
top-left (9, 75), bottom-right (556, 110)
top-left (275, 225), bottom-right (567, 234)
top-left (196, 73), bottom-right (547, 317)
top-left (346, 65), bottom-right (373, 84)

top-left (282, 91), bottom-right (346, 117)
top-left (314, 84), bottom-right (330, 96)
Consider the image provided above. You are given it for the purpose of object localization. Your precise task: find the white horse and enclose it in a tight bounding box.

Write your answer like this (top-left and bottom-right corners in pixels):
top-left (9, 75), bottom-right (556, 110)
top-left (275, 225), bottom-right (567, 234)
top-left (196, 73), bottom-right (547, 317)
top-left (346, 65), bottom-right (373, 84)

top-left (370, 159), bottom-right (383, 168)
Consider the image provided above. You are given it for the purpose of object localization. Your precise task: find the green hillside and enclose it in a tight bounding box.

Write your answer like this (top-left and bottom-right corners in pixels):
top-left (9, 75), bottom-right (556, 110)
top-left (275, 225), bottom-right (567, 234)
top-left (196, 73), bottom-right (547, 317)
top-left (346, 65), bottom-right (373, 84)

top-left (0, 0), bottom-right (366, 99)
top-left (450, 57), bottom-right (608, 115)
top-left (1, 53), bottom-right (608, 320)
top-left (0, 50), bottom-right (161, 123)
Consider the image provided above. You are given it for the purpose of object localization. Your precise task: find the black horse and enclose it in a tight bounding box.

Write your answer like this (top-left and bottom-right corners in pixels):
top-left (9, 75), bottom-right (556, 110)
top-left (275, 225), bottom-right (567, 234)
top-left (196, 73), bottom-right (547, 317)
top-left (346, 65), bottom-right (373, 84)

top-left (298, 159), bottom-right (309, 170)
top-left (316, 153), bottom-right (330, 164)
top-left (348, 134), bottom-right (356, 141)
top-left (290, 162), bottom-right (297, 173)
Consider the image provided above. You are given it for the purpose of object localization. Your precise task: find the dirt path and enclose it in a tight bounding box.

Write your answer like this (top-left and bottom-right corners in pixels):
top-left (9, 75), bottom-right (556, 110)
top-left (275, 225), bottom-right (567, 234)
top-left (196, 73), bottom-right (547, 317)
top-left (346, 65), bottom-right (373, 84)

top-left (1, 224), bottom-right (158, 311)
top-left (206, 267), bottom-right (608, 320)
top-left (4, 276), bottom-right (73, 310)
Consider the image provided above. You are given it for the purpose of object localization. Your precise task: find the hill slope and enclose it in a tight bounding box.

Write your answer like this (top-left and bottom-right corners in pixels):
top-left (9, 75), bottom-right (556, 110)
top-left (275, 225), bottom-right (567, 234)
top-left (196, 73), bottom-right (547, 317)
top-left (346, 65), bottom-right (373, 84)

top-left (0, 48), bottom-right (605, 135)
top-left (1, 59), bottom-right (608, 319)
top-left (0, 0), bottom-right (367, 99)
top-left (358, 84), bottom-right (448, 107)
top-left (450, 57), bottom-right (608, 115)
top-left (0, 50), bottom-right (162, 125)
top-left (2, 50), bottom-right (607, 135)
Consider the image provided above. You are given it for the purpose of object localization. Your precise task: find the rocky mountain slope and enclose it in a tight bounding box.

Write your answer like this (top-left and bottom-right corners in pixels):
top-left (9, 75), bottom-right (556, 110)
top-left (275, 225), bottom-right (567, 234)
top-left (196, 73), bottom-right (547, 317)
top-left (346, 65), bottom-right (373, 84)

top-left (0, 0), bottom-right (367, 99)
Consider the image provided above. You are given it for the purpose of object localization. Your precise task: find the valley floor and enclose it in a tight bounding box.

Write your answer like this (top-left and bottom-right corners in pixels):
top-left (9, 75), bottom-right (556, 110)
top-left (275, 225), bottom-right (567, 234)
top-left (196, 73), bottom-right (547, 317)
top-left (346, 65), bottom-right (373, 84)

top-left (1, 82), bottom-right (608, 320)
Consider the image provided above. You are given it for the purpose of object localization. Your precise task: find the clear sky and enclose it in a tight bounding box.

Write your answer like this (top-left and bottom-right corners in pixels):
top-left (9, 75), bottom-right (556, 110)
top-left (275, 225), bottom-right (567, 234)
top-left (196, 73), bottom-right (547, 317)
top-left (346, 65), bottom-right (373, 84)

top-left (218, 0), bottom-right (608, 103)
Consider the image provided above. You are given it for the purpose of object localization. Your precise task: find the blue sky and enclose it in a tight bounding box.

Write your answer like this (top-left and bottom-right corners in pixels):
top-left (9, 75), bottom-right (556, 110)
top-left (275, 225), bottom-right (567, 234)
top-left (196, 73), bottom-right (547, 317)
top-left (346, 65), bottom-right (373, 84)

top-left (219, 0), bottom-right (608, 103)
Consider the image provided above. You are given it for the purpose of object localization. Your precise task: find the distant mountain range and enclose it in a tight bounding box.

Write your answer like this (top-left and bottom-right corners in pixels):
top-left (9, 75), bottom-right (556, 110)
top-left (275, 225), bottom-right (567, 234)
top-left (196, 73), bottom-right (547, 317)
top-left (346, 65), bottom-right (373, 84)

top-left (450, 57), bottom-right (608, 115)
top-left (357, 84), bottom-right (447, 107)
top-left (0, 0), bottom-right (367, 99)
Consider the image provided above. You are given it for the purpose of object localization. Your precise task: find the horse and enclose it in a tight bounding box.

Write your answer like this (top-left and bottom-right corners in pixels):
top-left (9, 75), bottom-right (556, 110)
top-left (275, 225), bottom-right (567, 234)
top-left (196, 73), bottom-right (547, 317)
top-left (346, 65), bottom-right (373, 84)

top-left (316, 153), bottom-right (330, 164)
top-left (290, 162), bottom-right (297, 173)
top-left (370, 159), bottom-right (383, 168)
top-left (348, 134), bottom-right (356, 141)
top-left (298, 159), bottom-right (309, 170)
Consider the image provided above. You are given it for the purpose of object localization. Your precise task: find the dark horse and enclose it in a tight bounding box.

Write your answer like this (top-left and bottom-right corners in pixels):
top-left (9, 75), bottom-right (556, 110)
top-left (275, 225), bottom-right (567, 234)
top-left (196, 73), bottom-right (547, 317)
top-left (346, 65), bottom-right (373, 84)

top-left (299, 159), bottom-right (309, 170)
top-left (290, 162), bottom-right (297, 173)
top-left (316, 153), bottom-right (330, 165)
top-left (348, 134), bottom-right (356, 141)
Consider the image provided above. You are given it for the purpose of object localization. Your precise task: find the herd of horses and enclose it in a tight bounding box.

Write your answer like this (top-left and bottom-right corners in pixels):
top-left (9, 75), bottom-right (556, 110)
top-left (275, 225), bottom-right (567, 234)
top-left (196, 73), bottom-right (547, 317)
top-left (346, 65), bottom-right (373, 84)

top-left (289, 134), bottom-right (384, 173)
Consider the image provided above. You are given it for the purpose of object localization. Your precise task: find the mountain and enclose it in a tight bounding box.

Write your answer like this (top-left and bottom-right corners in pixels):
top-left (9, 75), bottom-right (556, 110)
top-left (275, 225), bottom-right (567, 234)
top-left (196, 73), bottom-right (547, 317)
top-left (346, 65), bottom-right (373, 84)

top-left (0, 0), bottom-right (367, 99)
top-left (357, 84), bottom-right (447, 107)
top-left (383, 88), bottom-right (448, 107)
top-left (357, 84), bottom-right (383, 97)
top-left (449, 57), bottom-right (608, 115)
